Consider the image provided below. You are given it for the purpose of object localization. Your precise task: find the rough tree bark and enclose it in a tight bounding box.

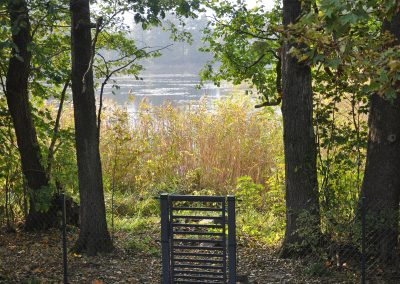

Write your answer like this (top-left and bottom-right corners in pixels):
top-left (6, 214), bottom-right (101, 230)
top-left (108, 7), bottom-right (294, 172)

top-left (70, 0), bottom-right (113, 255)
top-left (280, 0), bottom-right (320, 256)
top-left (360, 12), bottom-right (400, 263)
top-left (5, 0), bottom-right (52, 230)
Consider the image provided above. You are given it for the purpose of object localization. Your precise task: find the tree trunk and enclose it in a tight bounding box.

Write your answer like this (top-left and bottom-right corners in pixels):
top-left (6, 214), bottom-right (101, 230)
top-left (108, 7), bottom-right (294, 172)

top-left (360, 13), bottom-right (400, 263)
top-left (280, 0), bottom-right (320, 256)
top-left (5, 0), bottom-right (52, 230)
top-left (70, 0), bottom-right (113, 255)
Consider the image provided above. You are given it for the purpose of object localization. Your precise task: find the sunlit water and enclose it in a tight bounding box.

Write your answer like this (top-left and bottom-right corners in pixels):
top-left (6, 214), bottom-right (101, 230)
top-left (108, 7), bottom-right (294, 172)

top-left (100, 73), bottom-right (247, 112)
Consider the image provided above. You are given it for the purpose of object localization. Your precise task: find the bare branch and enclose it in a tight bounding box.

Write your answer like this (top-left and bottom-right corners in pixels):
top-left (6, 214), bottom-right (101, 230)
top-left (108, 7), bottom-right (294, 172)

top-left (96, 44), bottom-right (173, 138)
top-left (31, 13), bottom-right (49, 38)
top-left (255, 97), bottom-right (281, 108)
top-left (47, 77), bottom-right (70, 178)
top-left (82, 17), bottom-right (103, 94)
top-left (212, 15), bottom-right (278, 41)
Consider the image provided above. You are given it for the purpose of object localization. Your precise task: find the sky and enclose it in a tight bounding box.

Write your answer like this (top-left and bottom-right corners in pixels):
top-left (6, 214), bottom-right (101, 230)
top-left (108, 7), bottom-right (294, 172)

top-left (246, 0), bottom-right (275, 9)
top-left (120, 0), bottom-right (276, 29)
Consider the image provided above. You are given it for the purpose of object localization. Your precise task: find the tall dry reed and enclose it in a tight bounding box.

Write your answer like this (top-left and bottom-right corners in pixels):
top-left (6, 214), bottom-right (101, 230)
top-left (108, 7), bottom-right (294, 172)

top-left (100, 95), bottom-right (283, 197)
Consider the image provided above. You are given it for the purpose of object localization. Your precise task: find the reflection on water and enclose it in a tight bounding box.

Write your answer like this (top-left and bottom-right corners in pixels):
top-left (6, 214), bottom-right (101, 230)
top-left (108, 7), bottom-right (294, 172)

top-left (100, 73), bottom-right (247, 111)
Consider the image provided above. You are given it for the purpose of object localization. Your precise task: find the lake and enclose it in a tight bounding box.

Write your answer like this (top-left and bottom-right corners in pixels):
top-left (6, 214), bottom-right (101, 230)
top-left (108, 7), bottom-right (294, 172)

top-left (101, 73), bottom-right (248, 111)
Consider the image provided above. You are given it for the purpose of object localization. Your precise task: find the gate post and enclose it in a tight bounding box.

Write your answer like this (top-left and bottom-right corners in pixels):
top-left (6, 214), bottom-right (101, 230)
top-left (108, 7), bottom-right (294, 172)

top-left (160, 193), bottom-right (170, 283)
top-left (227, 196), bottom-right (236, 284)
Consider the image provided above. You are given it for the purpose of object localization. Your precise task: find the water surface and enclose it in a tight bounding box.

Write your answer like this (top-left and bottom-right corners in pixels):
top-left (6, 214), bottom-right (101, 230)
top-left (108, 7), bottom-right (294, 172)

top-left (101, 73), bottom-right (247, 111)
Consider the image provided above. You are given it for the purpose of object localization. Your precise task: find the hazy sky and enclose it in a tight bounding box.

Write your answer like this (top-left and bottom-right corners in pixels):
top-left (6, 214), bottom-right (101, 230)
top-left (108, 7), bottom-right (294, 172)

top-left (246, 0), bottom-right (275, 9)
top-left (120, 0), bottom-right (276, 28)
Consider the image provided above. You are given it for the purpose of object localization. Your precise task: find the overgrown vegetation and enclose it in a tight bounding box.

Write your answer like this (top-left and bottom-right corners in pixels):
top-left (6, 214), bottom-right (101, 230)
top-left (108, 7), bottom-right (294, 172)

top-left (0, 91), bottom-right (368, 257)
top-left (0, 94), bottom-right (283, 237)
top-left (98, 94), bottom-right (285, 246)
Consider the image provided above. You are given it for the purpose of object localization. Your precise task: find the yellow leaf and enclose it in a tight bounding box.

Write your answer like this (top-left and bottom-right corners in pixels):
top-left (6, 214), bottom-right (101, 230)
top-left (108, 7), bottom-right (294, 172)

top-left (388, 60), bottom-right (400, 72)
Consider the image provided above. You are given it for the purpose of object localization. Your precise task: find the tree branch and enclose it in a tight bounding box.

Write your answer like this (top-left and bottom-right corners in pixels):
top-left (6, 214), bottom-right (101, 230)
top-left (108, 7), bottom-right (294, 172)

top-left (82, 17), bottom-right (103, 94)
top-left (255, 97), bottom-right (282, 108)
top-left (47, 77), bottom-right (70, 178)
top-left (212, 15), bottom-right (278, 41)
top-left (0, 61), bottom-right (7, 96)
top-left (96, 44), bottom-right (173, 139)
top-left (255, 51), bottom-right (282, 108)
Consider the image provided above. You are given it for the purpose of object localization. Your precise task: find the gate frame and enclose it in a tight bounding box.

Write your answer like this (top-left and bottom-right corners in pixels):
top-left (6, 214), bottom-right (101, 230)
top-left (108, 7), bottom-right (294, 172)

top-left (160, 193), bottom-right (237, 284)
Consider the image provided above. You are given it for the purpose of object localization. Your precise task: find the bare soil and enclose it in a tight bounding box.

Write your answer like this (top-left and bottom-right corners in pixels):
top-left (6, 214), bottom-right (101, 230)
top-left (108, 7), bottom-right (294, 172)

top-left (0, 228), bottom-right (356, 283)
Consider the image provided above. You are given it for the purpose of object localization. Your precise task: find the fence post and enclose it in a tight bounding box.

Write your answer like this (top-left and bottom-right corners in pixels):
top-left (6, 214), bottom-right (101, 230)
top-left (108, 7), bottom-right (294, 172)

top-left (361, 196), bottom-right (366, 284)
top-left (61, 193), bottom-right (68, 284)
top-left (160, 193), bottom-right (170, 284)
top-left (227, 196), bottom-right (236, 284)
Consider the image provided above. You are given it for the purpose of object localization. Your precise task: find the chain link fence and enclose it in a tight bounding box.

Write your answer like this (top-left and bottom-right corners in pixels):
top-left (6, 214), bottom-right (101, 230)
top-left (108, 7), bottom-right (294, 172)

top-left (276, 197), bottom-right (400, 283)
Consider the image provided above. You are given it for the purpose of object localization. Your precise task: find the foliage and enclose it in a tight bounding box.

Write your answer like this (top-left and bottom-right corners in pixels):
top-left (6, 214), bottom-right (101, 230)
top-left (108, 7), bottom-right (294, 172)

top-left (126, 0), bottom-right (203, 28)
top-left (235, 174), bottom-right (286, 245)
top-left (201, 0), bottom-right (282, 105)
top-left (288, 0), bottom-right (400, 100)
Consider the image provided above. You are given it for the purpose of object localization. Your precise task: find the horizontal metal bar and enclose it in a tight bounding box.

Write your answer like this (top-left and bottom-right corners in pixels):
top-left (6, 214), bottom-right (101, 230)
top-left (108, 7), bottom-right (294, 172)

top-left (174, 276), bottom-right (225, 283)
top-left (174, 270), bottom-right (224, 276)
top-left (174, 280), bottom-right (225, 284)
top-left (174, 258), bottom-right (224, 264)
top-left (174, 264), bottom-right (224, 270)
top-left (172, 215), bottom-right (223, 220)
top-left (173, 245), bottom-right (224, 251)
top-left (174, 252), bottom-right (224, 258)
top-left (172, 207), bottom-right (223, 212)
top-left (174, 275), bottom-right (224, 281)
top-left (172, 223), bottom-right (223, 229)
top-left (175, 278), bottom-right (224, 282)
top-left (173, 231), bottom-right (224, 236)
top-left (169, 195), bottom-right (225, 202)
top-left (173, 238), bottom-right (223, 243)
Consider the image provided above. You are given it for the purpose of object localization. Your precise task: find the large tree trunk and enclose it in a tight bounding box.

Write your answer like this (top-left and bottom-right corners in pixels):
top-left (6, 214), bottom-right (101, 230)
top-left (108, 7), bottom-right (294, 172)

top-left (280, 0), bottom-right (320, 256)
top-left (5, 0), bottom-right (52, 230)
top-left (70, 0), bottom-right (113, 255)
top-left (360, 13), bottom-right (400, 263)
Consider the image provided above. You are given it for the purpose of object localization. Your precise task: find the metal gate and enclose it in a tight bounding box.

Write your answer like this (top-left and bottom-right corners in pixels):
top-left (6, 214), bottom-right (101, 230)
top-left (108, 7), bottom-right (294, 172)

top-left (160, 194), bottom-right (236, 284)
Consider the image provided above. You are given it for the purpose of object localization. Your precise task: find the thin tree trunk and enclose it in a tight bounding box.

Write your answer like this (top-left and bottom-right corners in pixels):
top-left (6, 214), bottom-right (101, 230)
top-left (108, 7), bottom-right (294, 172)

top-left (360, 13), bottom-right (400, 263)
top-left (5, 0), bottom-right (51, 230)
top-left (70, 0), bottom-right (113, 255)
top-left (47, 77), bottom-right (70, 178)
top-left (280, 0), bottom-right (320, 256)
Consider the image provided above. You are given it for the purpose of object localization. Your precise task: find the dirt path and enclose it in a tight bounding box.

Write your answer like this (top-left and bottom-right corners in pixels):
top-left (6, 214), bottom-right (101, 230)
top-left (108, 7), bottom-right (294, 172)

top-left (0, 229), bottom-right (354, 283)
